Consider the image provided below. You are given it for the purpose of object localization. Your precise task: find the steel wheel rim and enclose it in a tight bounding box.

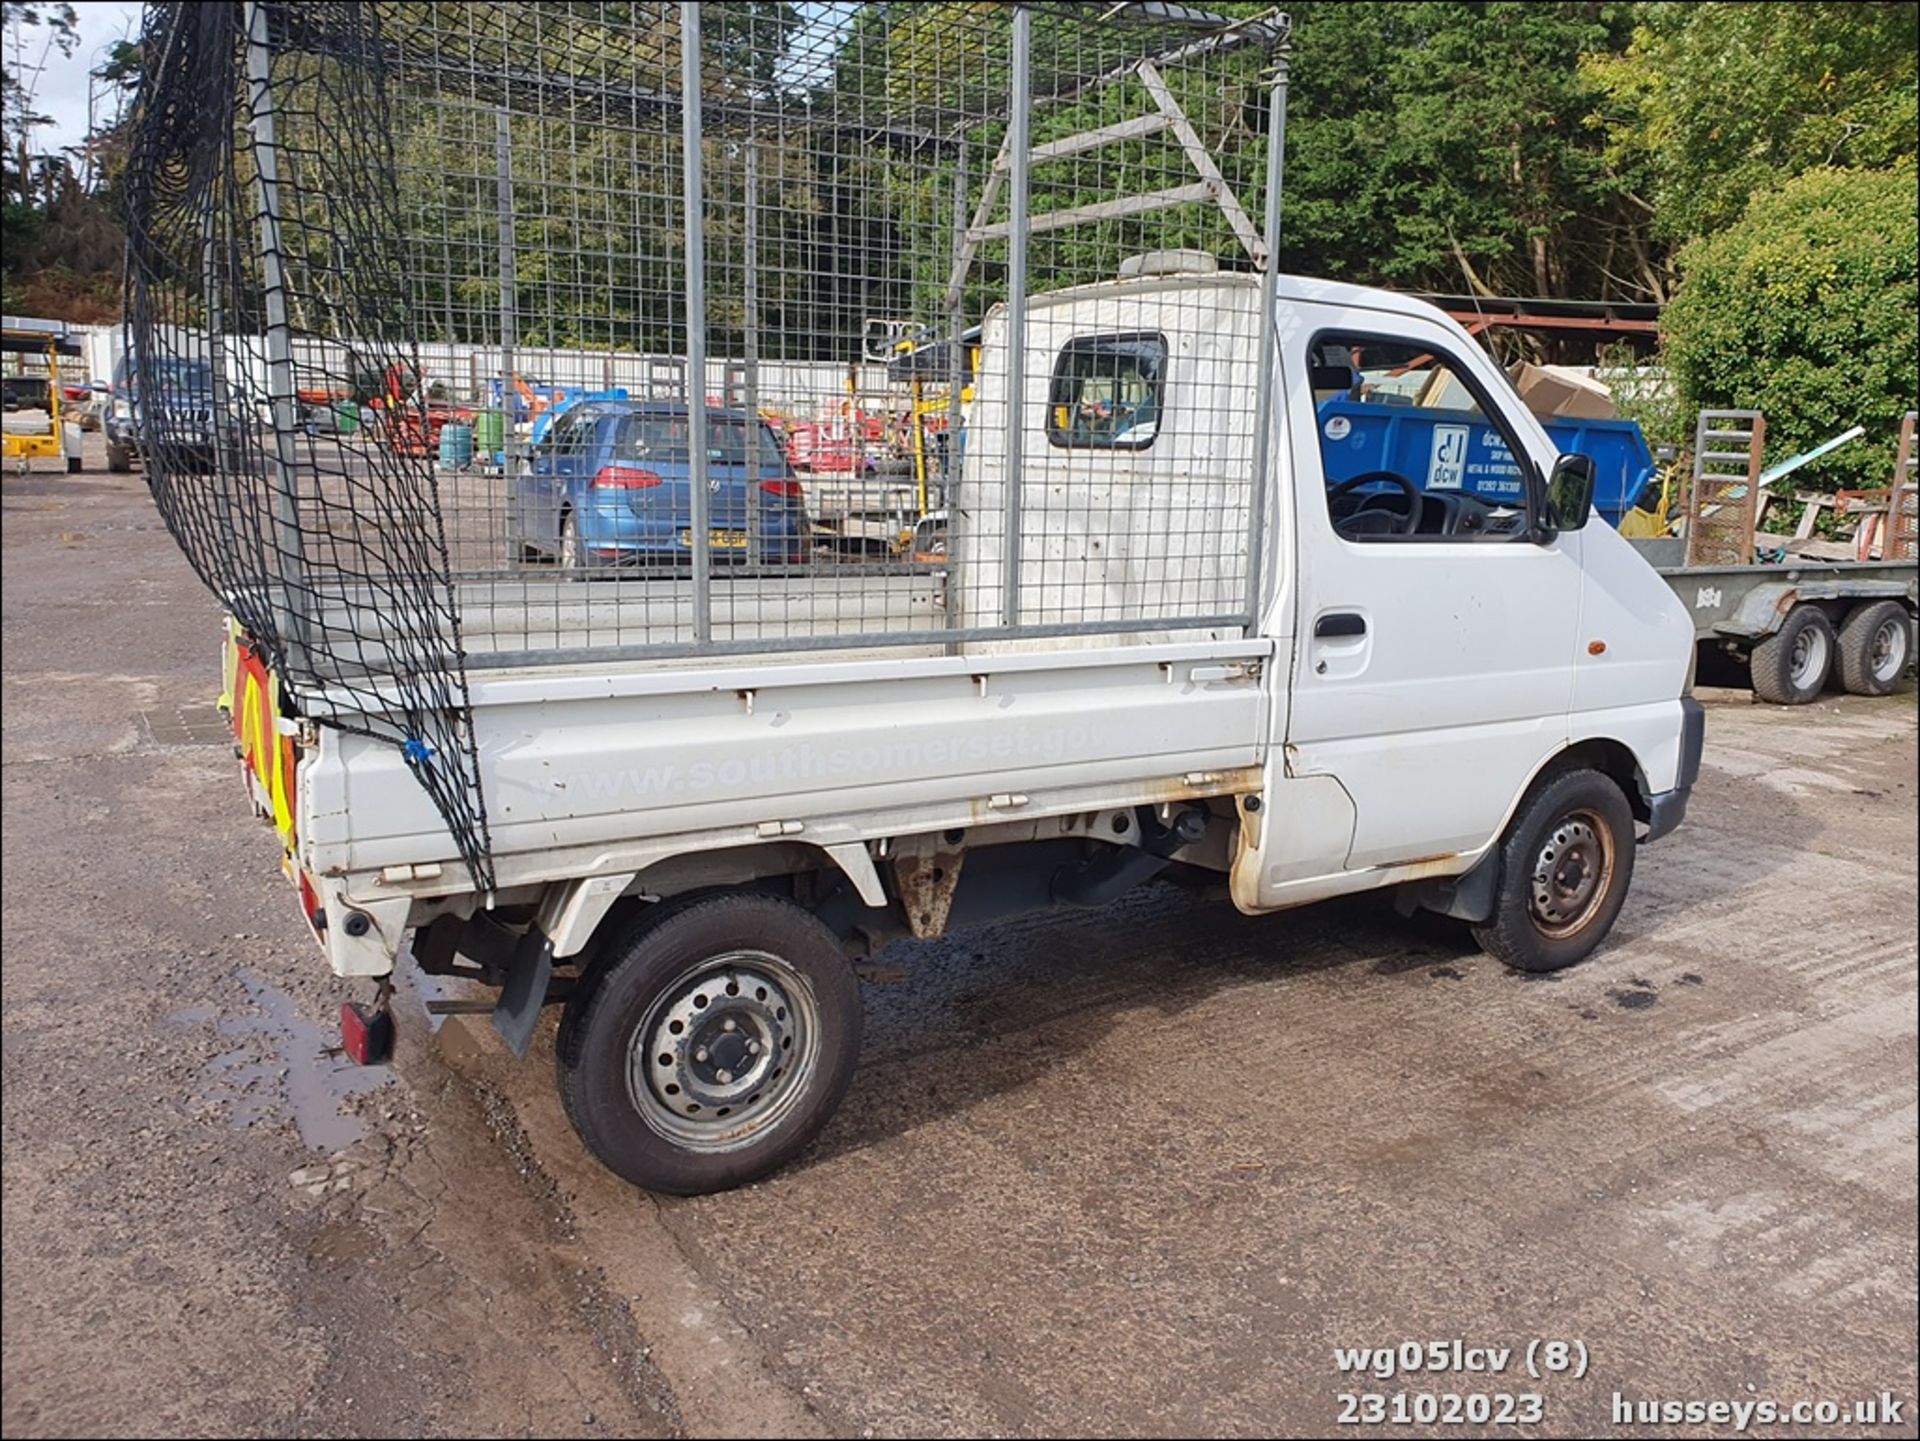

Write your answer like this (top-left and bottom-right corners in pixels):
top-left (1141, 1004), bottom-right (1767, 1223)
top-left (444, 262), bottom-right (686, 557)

top-left (1529, 809), bottom-right (1615, 940)
top-left (626, 950), bottom-right (819, 1153)
top-left (1790, 624), bottom-right (1829, 688)
top-left (1870, 618), bottom-right (1907, 683)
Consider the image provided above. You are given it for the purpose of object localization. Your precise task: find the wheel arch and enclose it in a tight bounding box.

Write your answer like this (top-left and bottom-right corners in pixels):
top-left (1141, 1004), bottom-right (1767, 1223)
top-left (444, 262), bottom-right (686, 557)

top-left (1400, 742), bottom-right (1646, 926)
top-left (1545, 736), bottom-right (1651, 824)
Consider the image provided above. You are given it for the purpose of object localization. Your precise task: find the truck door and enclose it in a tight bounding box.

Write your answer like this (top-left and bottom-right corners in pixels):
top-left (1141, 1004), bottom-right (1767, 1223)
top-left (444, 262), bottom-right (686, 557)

top-left (1280, 308), bottom-right (1582, 870)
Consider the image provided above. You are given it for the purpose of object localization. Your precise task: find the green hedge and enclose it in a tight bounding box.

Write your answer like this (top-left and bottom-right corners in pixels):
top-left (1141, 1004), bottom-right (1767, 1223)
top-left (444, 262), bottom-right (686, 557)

top-left (1662, 166), bottom-right (1919, 495)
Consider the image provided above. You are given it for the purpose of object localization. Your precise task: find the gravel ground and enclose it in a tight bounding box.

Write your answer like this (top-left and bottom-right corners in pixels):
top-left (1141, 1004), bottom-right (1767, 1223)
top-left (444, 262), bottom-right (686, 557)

top-left (3, 444), bottom-right (1915, 1438)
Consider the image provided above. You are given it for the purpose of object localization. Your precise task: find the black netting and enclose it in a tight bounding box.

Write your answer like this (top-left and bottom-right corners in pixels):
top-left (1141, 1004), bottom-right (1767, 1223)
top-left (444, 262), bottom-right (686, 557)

top-left (125, 2), bottom-right (492, 889)
top-left (124, 2), bottom-right (1287, 893)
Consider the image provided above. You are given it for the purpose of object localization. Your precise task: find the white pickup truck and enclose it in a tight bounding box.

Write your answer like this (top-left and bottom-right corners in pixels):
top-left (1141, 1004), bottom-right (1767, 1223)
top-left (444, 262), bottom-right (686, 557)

top-left (219, 261), bottom-right (1702, 1194)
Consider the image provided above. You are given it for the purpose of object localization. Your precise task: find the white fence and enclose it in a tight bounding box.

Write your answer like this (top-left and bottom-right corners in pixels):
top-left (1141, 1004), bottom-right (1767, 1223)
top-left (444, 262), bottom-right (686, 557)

top-left (23, 317), bottom-right (893, 420)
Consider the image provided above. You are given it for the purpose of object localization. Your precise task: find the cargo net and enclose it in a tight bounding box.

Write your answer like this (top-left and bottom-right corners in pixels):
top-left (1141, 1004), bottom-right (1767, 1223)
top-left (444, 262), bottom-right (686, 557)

top-left (126, 2), bottom-right (1285, 883)
top-left (126, 2), bottom-right (493, 887)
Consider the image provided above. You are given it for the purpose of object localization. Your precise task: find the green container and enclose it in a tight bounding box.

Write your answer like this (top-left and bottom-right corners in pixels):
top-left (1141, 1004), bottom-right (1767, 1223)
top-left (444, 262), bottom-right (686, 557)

top-left (473, 407), bottom-right (505, 456)
top-left (332, 400), bottom-right (360, 435)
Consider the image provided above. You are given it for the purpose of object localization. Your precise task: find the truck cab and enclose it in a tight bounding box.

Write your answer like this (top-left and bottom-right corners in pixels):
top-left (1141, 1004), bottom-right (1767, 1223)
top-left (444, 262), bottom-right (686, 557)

top-left (958, 259), bottom-right (1700, 918)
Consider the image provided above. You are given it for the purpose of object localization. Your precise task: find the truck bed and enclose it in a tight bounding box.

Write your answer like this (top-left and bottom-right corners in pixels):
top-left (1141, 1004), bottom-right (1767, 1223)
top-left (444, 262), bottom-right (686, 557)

top-left (298, 637), bottom-right (1273, 892)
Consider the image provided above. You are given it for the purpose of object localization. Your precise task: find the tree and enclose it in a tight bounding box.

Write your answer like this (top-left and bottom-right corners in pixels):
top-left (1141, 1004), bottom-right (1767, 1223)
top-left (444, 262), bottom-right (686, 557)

top-left (1587, 2), bottom-right (1920, 242)
top-left (3, 1), bottom-right (77, 198)
top-left (1661, 166), bottom-right (1919, 496)
top-left (1279, 2), bottom-right (1652, 301)
top-left (3, 4), bottom-right (136, 318)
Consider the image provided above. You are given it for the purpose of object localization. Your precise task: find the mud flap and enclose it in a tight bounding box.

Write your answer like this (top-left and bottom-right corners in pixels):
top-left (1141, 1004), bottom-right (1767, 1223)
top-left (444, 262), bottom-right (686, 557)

top-left (1395, 849), bottom-right (1500, 924)
top-left (492, 925), bottom-right (555, 1060)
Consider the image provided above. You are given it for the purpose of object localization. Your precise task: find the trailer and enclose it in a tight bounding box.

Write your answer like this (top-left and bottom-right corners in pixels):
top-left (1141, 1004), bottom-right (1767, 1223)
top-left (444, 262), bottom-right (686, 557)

top-left (1631, 541), bottom-right (1916, 704)
top-left (1634, 410), bottom-right (1918, 704)
top-left (130, 1), bottom-right (1706, 1195)
top-left (2, 320), bottom-right (85, 474)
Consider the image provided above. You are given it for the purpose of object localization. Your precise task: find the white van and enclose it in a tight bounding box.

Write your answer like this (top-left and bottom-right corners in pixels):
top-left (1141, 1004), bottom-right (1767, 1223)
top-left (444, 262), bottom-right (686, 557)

top-left (218, 259), bottom-right (1700, 1194)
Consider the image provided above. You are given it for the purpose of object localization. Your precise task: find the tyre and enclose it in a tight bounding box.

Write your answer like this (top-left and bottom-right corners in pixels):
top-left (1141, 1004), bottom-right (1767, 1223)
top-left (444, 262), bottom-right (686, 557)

top-left (66, 455), bottom-right (82, 474)
top-left (1749, 603), bottom-right (1835, 705)
top-left (1836, 601), bottom-right (1912, 697)
top-left (106, 442), bottom-right (133, 474)
top-left (1472, 767), bottom-right (1637, 974)
top-left (555, 893), bottom-right (864, 1195)
top-left (557, 510), bottom-right (582, 573)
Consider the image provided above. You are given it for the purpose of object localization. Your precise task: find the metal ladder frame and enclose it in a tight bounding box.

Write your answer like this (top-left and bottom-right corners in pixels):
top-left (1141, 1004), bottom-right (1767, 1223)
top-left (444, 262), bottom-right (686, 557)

top-left (1685, 409), bottom-right (1767, 567)
top-left (944, 56), bottom-right (1267, 310)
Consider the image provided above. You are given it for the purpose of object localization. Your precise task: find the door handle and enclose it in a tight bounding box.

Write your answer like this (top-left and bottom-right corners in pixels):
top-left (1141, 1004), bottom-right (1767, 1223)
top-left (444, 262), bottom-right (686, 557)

top-left (1314, 612), bottom-right (1367, 639)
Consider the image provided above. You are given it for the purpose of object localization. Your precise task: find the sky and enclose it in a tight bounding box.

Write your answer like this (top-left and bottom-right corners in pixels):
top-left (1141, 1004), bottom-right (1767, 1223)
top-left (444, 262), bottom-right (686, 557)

top-left (9, 1), bottom-right (143, 156)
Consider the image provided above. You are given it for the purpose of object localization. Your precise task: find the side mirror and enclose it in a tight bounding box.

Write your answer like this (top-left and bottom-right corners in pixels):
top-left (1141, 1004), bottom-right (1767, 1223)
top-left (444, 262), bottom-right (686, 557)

top-left (1542, 452), bottom-right (1596, 535)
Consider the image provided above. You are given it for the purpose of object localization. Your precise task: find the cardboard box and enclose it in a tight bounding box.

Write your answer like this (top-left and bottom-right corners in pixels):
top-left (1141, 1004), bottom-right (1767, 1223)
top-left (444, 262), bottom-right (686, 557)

top-left (1507, 362), bottom-right (1617, 421)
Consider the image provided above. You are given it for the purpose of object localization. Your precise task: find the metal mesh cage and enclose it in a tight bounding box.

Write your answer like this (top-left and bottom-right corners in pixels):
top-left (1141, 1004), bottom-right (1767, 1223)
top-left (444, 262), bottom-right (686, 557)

top-left (125, 1), bottom-right (1291, 883)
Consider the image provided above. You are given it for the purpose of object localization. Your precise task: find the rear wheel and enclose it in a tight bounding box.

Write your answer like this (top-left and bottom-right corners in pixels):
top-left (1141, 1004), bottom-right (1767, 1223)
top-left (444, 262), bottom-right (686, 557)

top-left (555, 894), bottom-right (863, 1195)
top-left (106, 442), bottom-right (133, 473)
top-left (1749, 603), bottom-right (1835, 705)
top-left (1472, 768), bottom-right (1637, 974)
top-left (1836, 601), bottom-right (1912, 697)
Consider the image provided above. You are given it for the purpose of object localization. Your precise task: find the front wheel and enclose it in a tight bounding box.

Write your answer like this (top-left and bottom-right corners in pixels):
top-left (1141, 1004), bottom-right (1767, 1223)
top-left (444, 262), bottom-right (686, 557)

top-left (556, 894), bottom-right (864, 1194)
top-left (1472, 768), bottom-right (1637, 974)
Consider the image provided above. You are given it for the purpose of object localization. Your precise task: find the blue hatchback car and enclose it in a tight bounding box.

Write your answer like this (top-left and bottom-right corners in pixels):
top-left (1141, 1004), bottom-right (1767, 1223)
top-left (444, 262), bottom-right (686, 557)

top-left (509, 400), bottom-right (809, 570)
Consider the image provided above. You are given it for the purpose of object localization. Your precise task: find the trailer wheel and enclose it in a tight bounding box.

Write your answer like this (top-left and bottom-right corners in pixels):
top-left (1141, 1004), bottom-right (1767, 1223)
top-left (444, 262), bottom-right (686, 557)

top-left (1472, 768), bottom-right (1636, 974)
top-left (1836, 601), bottom-right (1912, 697)
top-left (1749, 603), bottom-right (1836, 705)
top-left (555, 893), bottom-right (863, 1195)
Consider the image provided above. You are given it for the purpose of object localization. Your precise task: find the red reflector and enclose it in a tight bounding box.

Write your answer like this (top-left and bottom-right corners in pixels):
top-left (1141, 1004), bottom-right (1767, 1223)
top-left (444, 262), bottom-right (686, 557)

top-left (340, 1001), bottom-right (394, 1066)
top-left (759, 478), bottom-right (804, 498)
top-left (592, 464), bottom-right (662, 489)
top-left (297, 870), bottom-right (322, 927)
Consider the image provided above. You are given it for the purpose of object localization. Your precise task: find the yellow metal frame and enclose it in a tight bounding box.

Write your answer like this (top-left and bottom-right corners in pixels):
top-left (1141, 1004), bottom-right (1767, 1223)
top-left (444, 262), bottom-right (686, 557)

top-left (2, 329), bottom-right (70, 467)
top-left (890, 333), bottom-right (978, 546)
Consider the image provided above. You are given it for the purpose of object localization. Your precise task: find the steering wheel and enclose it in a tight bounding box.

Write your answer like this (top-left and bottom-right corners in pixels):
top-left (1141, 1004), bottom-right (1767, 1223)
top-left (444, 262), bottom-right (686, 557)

top-left (1328, 471), bottom-right (1423, 537)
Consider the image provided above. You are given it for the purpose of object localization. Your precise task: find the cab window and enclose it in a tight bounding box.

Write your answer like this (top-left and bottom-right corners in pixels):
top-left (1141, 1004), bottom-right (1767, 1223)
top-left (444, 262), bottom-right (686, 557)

top-left (1311, 333), bottom-right (1535, 541)
top-left (1046, 332), bottom-right (1166, 450)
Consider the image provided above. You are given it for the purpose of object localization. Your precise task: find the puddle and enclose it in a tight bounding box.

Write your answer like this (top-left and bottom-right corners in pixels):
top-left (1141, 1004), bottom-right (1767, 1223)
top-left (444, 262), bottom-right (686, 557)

top-left (191, 971), bottom-right (392, 1152)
